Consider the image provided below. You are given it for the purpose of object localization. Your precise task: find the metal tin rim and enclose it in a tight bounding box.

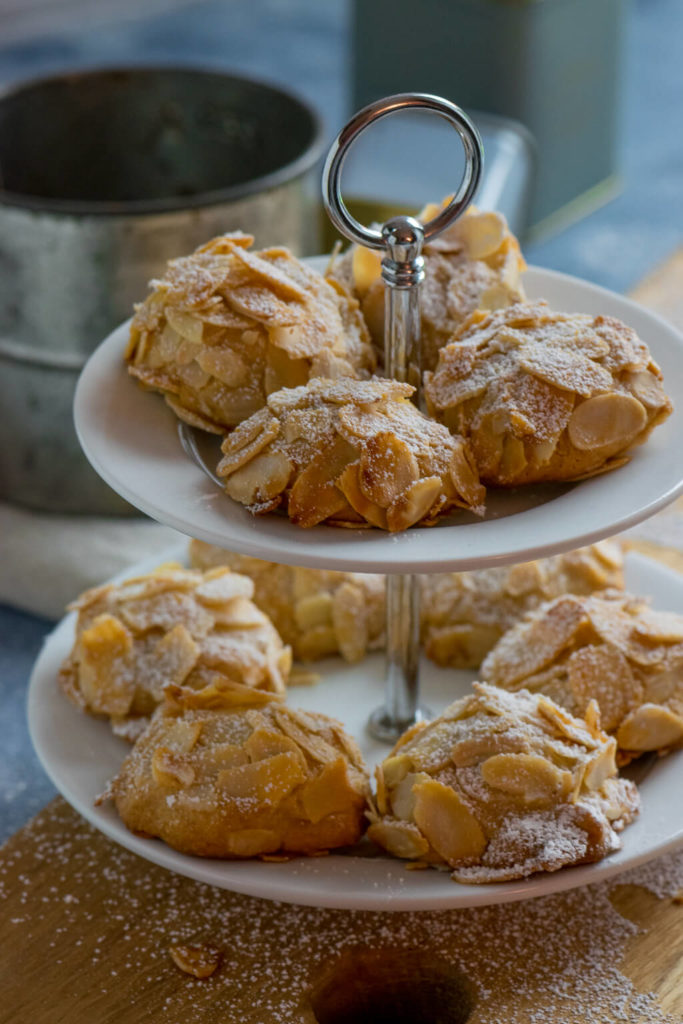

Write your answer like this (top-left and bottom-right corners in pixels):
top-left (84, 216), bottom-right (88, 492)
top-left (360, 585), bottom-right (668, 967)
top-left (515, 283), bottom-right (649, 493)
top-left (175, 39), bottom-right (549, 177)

top-left (0, 64), bottom-right (326, 218)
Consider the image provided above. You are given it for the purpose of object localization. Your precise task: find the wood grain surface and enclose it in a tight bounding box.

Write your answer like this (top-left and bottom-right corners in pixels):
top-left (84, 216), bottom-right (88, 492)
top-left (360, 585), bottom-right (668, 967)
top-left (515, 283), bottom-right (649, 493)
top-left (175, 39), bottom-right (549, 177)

top-left (0, 798), bottom-right (680, 1024)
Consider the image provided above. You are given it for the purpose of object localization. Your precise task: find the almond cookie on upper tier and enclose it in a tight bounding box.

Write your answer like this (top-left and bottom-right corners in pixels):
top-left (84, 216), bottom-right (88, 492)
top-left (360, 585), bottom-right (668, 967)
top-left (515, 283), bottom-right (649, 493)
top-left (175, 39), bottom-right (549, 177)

top-left (108, 681), bottom-right (369, 859)
top-left (327, 203), bottom-right (526, 371)
top-left (59, 563), bottom-right (292, 739)
top-left (367, 682), bottom-right (639, 883)
top-left (126, 233), bottom-right (375, 432)
top-left (189, 540), bottom-right (385, 663)
top-left (480, 591), bottom-right (683, 763)
top-left (424, 301), bottom-right (672, 486)
top-left (215, 377), bottom-right (486, 531)
top-left (422, 541), bottom-right (624, 669)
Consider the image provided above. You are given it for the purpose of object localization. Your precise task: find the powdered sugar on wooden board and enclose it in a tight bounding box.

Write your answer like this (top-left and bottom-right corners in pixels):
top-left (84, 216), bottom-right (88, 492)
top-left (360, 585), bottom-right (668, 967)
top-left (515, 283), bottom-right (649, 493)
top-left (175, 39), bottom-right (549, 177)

top-left (1, 800), bottom-right (680, 1024)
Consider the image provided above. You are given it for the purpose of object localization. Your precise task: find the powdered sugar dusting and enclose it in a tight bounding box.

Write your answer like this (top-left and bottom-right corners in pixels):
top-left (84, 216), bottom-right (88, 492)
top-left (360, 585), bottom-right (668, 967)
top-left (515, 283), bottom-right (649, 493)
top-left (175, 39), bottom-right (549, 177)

top-left (1, 801), bottom-right (680, 1023)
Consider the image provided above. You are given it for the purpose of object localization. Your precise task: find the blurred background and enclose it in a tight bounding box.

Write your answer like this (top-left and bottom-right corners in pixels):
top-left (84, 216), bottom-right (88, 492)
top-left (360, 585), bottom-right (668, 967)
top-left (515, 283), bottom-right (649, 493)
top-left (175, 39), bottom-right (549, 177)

top-left (0, 0), bottom-right (681, 290)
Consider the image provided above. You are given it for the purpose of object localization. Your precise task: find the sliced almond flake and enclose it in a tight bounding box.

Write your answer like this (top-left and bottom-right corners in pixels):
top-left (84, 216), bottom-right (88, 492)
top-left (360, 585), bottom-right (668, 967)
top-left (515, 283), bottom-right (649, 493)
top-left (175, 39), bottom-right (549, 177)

top-left (164, 679), bottom-right (280, 713)
top-left (112, 566), bottom-right (194, 603)
top-left (218, 408), bottom-right (280, 473)
top-left (151, 746), bottom-right (196, 787)
top-left (300, 758), bottom-right (358, 823)
top-left (358, 432), bottom-right (420, 508)
top-left (568, 393), bottom-right (647, 450)
top-left (386, 475), bottom-right (442, 531)
top-left (567, 644), bottom-right (640, 733)
top-left (504, 374), bottom-right (575, 440)
top-left (229, 243), bottom-right (308, 302)
top-left (118, 591), bottom-right (214, 637)
top-left (195, 230), bottom-right (254, 253)
top-left (331, 582), bottom-right (368, 663)
top-left (217, 751), bottom-right (306, 805)
top-left (424, 346), bottom-right (495, 410)
top-left (456, 210), bottom-right (507, 259)
top-left (195, 570), bottom-right (254, 605)
top-left (519, 341), bottom-right (613, 397)
top-left (224, 450), bottom-right (293, 506)
top-left (616, 703), bottom-right (683, 753)
top-left (631, 609), bottom-right (683, 644)
top-left (593, 315), bottom-right (651, 372)
top-left (169, 944), bottom-right (223, 979)
top-left (163, 395), bottom-right (224, 433)
top-left (78, 614), bottom-right (135, 717)
top-left (482, 596), bottom-right (589, 687)
top-left (146, 625), bottom-right (200, 698)
top-left (272, 706), bottom-right (343, 765)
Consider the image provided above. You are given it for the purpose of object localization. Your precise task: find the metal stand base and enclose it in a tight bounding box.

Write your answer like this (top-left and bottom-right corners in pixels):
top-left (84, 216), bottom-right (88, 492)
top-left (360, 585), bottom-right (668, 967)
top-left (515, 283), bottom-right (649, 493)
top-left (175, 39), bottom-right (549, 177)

top-left (368, 702), bottom-right (433, 744)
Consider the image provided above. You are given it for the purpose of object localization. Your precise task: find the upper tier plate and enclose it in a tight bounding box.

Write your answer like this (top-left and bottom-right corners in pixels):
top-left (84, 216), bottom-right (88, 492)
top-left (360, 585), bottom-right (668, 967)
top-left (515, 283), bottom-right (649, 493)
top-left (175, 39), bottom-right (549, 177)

top-left (74, 264), bottom-right (683, 573)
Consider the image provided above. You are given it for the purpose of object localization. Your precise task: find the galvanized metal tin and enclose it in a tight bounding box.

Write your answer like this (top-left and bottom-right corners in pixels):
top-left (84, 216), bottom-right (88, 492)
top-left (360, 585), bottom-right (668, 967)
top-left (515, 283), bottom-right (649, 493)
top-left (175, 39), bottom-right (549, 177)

top-left (0, 67), bottom-right (324, 513)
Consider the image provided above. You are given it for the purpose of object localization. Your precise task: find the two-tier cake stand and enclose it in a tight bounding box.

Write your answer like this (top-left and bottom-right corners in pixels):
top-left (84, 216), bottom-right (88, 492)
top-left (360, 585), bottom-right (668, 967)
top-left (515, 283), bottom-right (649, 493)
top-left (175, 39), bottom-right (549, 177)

top-left (28, 94), bottom-right (683, 910)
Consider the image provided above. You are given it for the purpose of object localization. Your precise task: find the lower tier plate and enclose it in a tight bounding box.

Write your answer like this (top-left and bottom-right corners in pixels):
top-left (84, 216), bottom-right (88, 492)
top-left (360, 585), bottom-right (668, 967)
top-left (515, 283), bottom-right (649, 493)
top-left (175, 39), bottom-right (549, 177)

top-left (28, 549), bottom-right (683, 911)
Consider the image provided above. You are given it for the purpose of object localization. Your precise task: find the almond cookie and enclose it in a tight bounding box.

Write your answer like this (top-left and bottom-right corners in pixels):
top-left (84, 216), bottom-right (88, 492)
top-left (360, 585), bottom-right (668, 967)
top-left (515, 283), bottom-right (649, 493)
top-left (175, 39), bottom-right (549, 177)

top-left (59, 563), bottom-right (292, 739)
top-left (480, 591), bottom-right (683, 762)
top-left (190, 539), bottom-right (622, 668)
top-left (367, 682), bottom-right (639, 883)
top-left (328, 203), bottom-right (526, 371)
top-left (108, 681), bottom-right (369, 858)
top-left (126, 233), bottom-right (375, 433)
top-left (422, 541), bottom-right (624, 669)
top-left (216, 376), bottom-right (486, 530)
top-left (189, 540), bottom-right (385, 663)
top-left (424, 301), bottom-right (672, 485)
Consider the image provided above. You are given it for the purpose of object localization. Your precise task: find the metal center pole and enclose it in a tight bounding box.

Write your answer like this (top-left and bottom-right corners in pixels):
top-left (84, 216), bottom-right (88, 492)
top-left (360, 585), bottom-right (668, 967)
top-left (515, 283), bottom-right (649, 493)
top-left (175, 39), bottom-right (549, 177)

top-left (368, 215), bottom-right (430, 742)
top-left (321, 92), bottom-right (483, 744)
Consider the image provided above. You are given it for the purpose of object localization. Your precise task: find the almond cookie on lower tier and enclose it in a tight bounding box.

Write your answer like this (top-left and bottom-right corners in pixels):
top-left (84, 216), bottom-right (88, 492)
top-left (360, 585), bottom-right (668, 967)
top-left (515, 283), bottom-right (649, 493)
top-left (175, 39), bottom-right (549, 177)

top-left (424, 301), bottom-right (672, 485)
top-left (422, 540), bottom-right (624, 669)
top-left (107, 681), bottom-right (369, 858)
top-left (480, 591), bottom-right (683, 762)
top-left (367, 682), bottom-right (639, 883)
top-left (327, 203), bottom-right (526, 372)
top-left (216, 376), bottom-right (486, 530)
top-left (189, 540), bottom-right (385, 663)
top-left (126, 233), bottom-right (375, 433)
top-left (189, 538), bottom-right (622, 669)
top-left (59, 563), bottom-right (292, 740)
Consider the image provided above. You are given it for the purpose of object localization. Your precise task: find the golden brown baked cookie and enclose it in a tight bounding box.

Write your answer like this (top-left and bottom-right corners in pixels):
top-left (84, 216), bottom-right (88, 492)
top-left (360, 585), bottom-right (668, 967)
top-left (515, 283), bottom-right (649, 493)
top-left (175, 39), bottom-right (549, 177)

top-left (190, 539), bottom-right (623, 669)
top-left (216, 376), bottom-right (485, 530)
top-left (422, 541), bottom-right (624, 669)
top-left (109, 681), bottom-right (369, 858)
top-left (480, 591), bottom-right (683, 762)
top-left (367, 682), bottom-right (639, 883)
top-left (424, 301), bottom-right (672, 485)
top-left (189, 540), bottom-right (385, 663)
top-left (126, 233), bottom-right (375, 432)
top-left (328, 204), bottom-right (526, 371)
top-left (59, 563), bottom-right (291, 738)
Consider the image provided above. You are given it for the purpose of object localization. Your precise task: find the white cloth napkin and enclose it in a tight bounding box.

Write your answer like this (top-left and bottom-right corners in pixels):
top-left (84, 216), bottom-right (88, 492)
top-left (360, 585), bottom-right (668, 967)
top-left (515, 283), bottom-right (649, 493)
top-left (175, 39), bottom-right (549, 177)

top-left (0, 501), bottom-right (184, 620)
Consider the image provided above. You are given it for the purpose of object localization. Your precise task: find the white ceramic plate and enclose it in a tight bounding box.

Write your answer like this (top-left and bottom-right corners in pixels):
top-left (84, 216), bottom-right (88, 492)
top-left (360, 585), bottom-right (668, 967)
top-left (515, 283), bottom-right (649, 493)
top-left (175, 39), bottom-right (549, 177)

top-left (74, 265), bottom-right (683, 574)
top-left (28, 548), bottom-right (683, 911)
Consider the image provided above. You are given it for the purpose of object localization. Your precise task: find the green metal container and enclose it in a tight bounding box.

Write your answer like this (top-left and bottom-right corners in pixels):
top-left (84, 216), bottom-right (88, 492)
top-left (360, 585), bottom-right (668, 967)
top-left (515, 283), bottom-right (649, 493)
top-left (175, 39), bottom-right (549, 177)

top-left (352, 0), bottom-right (627, 234)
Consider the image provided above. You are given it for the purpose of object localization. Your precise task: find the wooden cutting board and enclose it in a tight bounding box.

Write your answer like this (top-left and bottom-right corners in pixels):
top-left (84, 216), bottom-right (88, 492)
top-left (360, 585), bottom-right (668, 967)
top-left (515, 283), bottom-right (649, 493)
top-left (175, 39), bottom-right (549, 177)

top-left (0, 798), bottom-right (681, 1024)
top-left (1, 252), bottom-right (683, 1024)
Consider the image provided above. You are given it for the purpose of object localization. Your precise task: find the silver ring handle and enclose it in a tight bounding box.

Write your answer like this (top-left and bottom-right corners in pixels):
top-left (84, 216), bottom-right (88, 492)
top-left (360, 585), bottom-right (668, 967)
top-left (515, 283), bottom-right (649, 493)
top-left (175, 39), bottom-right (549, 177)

top-left (322, 92), bottom-right (483, 251)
